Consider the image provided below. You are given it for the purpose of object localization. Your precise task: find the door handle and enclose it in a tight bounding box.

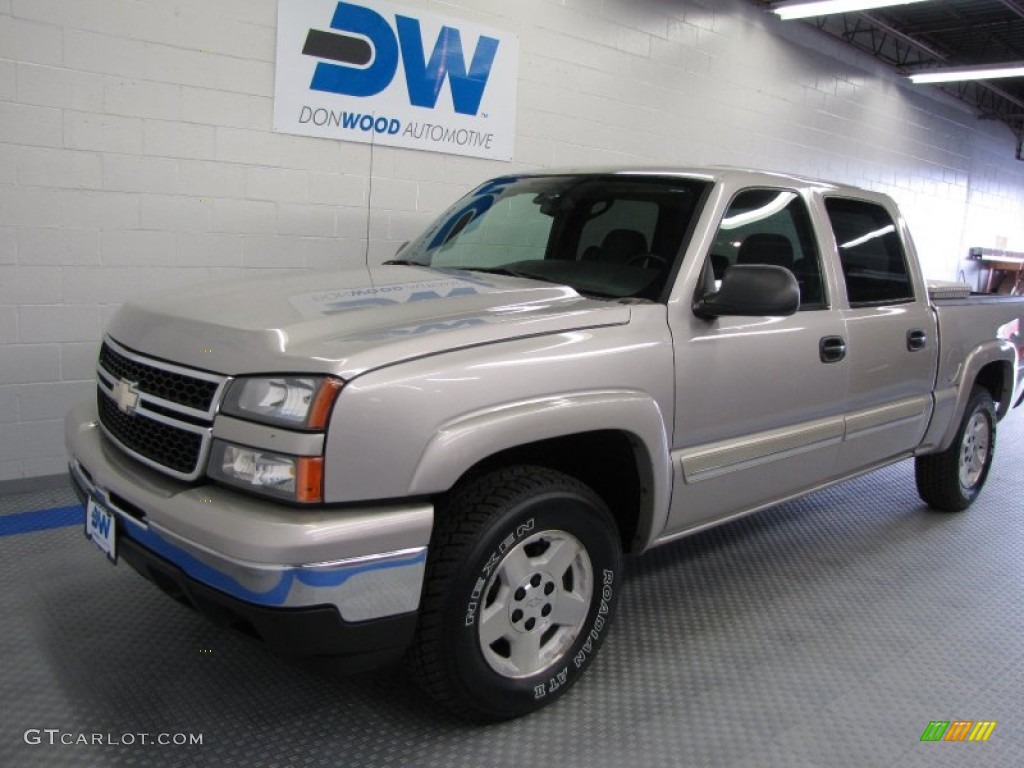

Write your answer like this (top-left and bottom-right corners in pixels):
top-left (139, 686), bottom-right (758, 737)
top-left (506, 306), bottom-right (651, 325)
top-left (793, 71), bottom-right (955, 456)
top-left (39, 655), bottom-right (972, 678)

top-left (819, 336), bottom-right (847, 363)
top-left (907, 329), bottom-right (927, 351)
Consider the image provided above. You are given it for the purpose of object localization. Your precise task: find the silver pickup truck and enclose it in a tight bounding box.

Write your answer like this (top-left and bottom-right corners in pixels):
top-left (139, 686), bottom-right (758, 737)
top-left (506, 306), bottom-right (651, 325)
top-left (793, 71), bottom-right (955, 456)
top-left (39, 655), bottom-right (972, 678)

top-left (66, 168), bottom-right (1024, 720)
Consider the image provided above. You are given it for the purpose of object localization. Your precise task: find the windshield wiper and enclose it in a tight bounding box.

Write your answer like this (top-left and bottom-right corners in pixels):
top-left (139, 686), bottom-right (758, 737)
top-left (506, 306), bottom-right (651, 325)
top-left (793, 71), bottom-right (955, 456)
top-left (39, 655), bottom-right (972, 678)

top-left (457, 265), bottom-right (522, 277)
top-left (458, 265), bottom-right (567, 286)
top-left (382, 259), bottom-right (429, 267)
top-left (449, 265), bottom-right (620, 299)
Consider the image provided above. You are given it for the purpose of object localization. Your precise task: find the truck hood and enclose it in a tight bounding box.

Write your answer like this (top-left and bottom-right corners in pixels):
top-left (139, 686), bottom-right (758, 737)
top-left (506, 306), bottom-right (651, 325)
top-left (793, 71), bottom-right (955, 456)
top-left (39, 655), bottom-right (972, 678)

top-left (106, 266), bottom-right (632, 378)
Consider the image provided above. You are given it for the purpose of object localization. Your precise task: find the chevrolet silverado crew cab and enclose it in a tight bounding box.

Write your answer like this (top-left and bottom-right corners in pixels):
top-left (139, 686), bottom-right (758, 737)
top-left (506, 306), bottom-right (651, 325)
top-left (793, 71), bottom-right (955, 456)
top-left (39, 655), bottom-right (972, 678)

top-left (66, 168), bottom-right (1024, 720)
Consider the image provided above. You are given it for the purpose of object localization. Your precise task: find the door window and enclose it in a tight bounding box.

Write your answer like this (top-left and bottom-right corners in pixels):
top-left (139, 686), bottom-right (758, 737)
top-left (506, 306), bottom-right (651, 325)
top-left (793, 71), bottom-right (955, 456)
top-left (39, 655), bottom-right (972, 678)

top-left (824, 197), bottom-right (913, 306)
top-left (707, 188), bottom-right (826, 310)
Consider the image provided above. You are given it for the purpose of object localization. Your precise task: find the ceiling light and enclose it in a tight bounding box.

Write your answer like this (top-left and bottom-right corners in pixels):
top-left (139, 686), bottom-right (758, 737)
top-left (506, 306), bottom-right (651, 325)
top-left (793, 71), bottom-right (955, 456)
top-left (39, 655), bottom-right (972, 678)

top-left (772, 0), bottom-right (931, 21)
top-left (908, 63), bottom-right (1024, 84)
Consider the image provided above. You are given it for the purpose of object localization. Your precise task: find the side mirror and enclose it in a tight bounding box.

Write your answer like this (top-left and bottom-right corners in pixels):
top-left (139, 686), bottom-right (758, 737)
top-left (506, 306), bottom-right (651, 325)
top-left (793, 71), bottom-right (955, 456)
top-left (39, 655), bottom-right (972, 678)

top-left (694, 264), bottom-right (799, 318)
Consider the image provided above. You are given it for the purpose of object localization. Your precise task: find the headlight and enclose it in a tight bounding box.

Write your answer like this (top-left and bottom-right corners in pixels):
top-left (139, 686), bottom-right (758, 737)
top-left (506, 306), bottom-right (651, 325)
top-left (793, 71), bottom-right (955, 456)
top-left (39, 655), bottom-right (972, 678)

top-left (208, 441), bottom-right (324, 503)
top-left (221, 376), bottom-right (343, 429)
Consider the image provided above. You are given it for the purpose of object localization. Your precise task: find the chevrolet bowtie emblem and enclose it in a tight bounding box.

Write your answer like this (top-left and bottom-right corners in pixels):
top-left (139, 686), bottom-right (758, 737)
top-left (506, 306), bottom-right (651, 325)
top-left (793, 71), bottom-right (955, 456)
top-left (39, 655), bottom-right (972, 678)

top-left (112, 378), bottom-right (140, 414)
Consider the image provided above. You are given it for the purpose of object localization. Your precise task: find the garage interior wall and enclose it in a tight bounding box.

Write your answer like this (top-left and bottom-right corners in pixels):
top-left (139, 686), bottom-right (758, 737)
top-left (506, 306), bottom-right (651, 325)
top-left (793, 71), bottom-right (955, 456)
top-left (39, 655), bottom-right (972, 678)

top-left (1, 0), bottom-right (1024, 483)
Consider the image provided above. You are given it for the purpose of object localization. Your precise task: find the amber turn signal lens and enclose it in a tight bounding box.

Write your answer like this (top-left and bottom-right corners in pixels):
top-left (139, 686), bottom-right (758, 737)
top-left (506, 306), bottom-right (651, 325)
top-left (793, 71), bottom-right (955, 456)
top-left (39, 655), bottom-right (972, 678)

top-left (308, 378), bottom-right (344, 430)
top-left (295, 456), bottom-right (324, 503)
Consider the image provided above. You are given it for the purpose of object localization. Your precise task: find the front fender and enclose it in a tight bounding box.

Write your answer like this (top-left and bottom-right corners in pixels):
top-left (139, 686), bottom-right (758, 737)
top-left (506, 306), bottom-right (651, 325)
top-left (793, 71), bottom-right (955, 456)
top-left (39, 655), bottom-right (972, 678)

top-left (409, 390), bottom-right (672, 551)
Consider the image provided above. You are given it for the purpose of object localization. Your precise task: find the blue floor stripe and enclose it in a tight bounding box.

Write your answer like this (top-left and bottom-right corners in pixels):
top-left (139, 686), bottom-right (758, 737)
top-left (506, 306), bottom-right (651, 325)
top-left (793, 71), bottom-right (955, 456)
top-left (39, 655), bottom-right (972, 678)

top-left (0, 505), bottom-right (84, 537)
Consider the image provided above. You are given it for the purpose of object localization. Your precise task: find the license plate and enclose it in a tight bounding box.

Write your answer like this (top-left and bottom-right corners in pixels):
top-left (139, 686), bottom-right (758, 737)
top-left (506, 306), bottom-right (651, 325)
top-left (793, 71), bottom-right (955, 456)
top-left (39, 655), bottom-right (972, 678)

top-left (85, 496), bottom-right (117, 563)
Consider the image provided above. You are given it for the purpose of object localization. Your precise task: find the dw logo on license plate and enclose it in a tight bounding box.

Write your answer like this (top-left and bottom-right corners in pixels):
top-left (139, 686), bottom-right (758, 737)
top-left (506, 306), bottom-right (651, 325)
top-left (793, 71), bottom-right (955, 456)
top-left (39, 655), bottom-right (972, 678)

top-left (85, 496), bottom-right (117, 563)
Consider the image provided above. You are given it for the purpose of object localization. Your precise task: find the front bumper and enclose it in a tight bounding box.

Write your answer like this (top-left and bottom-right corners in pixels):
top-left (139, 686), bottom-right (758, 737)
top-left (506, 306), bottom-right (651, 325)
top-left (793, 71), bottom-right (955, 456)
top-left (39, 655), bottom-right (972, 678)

top-left (66, 399), bottom-right (434, 661)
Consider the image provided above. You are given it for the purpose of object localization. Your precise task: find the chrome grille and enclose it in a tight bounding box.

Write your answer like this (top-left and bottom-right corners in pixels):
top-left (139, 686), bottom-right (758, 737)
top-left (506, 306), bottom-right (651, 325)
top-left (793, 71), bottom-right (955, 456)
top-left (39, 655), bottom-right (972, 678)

top-left (99, 342), bottom-right (219, 412)
top-left (96, 337), bottom-right (229, 481)
top-left (97, 391), bottom-right (204, 476)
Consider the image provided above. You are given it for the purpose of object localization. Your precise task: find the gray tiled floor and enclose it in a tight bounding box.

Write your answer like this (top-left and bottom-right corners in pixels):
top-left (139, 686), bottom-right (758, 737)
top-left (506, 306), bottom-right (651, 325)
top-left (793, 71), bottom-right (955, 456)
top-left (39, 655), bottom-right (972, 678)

top-left (2, 416), bottom-right (1022, 767)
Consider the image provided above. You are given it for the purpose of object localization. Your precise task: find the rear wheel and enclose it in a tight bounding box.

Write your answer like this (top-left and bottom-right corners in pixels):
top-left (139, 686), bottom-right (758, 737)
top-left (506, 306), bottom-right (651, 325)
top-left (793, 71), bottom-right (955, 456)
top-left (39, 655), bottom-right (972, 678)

top-left (407, 466), bottom-right (622, 721)
top-left (915, 386), bottom-right (996, 512)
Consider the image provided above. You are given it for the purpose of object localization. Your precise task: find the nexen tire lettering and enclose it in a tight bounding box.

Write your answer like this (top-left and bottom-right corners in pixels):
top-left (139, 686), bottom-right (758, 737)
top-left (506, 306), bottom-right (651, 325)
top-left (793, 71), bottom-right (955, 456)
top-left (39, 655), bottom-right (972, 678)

top-left (463, 518), bottom-right (535, 627)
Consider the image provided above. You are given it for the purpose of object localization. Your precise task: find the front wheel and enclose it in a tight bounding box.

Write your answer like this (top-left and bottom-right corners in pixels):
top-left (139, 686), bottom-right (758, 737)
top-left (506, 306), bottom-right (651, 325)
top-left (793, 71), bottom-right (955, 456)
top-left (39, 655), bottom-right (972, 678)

top-left (407, 466), bottom-right (622, 720)
top-left (915, 386), bottom-right (996, 512)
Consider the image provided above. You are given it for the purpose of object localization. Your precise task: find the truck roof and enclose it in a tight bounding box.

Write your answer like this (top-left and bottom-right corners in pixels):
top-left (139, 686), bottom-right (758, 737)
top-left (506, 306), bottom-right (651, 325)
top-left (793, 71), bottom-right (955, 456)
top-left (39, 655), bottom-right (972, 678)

top-left (502, 166), bottom-right (892, 203)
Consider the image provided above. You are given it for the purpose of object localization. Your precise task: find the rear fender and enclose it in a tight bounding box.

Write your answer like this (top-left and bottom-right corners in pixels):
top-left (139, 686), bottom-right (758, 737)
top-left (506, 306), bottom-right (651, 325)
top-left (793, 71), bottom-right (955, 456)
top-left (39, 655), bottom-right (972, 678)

top-left (927, 340), bottom-right (1016, 452)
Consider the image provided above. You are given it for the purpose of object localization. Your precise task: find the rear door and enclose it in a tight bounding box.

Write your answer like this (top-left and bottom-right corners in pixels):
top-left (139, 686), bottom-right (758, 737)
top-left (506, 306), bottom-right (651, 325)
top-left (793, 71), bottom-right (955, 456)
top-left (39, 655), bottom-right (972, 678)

top-left (823, 196), bottom-right (938, 475)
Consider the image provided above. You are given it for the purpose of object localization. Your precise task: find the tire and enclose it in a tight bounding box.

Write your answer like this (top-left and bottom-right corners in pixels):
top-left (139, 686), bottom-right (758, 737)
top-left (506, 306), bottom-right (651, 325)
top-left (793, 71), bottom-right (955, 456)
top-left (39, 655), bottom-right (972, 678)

top-left (915, 385), bottom-right (996, 512)
top-left (407, 466), bottom-right (622, 721)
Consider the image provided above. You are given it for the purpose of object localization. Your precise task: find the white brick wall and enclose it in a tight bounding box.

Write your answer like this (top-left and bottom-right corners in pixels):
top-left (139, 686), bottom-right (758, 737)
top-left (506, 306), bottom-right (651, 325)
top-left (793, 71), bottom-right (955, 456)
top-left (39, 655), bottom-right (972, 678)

top-left (1, 0), bottom-right (1024, 482)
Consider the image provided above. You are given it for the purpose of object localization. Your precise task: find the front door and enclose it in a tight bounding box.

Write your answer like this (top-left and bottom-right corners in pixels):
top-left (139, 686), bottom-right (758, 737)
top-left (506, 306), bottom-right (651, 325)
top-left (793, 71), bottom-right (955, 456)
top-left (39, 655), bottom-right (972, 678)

top-left (666, 187), bottom-right (849, 534)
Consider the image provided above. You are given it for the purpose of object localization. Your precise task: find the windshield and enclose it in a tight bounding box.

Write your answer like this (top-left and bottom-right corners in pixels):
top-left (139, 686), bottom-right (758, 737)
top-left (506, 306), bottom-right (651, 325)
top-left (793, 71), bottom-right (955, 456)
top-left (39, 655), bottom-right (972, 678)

top-left (397, 174), bottom-right (709, 300)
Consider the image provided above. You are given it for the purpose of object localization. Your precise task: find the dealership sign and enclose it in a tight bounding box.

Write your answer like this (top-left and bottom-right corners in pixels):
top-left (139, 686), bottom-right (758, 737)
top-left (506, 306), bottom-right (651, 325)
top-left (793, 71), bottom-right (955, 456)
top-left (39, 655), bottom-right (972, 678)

top-left (274, 0), bottom-right (518, 160)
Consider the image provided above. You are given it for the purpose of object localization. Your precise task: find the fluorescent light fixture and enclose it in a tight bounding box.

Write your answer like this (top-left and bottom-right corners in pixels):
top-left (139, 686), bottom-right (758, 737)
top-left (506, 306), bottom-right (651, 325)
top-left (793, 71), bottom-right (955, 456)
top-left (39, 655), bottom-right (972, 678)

top-left (908, 63), bottom-right (1024, 84)
top-left (772, 0), bottom-right (931, 21)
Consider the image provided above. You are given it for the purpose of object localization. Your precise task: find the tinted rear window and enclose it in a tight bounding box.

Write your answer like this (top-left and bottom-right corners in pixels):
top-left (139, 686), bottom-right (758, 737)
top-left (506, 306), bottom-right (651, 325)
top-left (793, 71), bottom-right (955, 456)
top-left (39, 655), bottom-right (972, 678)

top-left (825, 197), bottom-right (912, 306)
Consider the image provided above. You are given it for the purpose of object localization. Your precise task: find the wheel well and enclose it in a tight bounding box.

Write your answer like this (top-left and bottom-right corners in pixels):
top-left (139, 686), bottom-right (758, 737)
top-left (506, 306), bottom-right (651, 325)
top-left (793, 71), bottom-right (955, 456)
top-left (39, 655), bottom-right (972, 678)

top-left (458, 431), bottom-right (648, 553)
top-left (974, 362), bottom-right (1007, 409)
